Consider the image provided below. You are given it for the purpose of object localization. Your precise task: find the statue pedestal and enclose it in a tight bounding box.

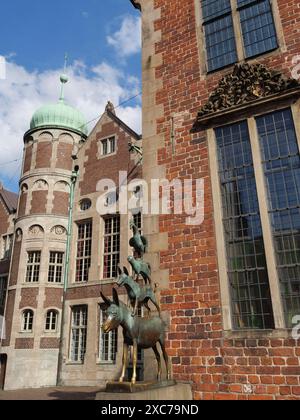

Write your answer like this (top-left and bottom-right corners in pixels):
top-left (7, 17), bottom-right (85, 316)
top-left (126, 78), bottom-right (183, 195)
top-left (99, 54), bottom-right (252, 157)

top-left (96, 380), bottom-right (193, 401)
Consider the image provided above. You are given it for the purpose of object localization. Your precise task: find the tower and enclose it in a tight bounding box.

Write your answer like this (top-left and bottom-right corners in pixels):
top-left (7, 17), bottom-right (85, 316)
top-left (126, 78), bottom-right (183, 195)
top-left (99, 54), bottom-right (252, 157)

top-left (1, 73), bottom-right (87, 390)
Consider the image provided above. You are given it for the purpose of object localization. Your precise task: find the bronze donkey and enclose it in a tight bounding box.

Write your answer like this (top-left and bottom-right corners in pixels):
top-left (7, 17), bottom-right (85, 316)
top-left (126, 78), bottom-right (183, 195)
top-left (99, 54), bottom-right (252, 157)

top-left (100, 288), bottom-right (171, 384)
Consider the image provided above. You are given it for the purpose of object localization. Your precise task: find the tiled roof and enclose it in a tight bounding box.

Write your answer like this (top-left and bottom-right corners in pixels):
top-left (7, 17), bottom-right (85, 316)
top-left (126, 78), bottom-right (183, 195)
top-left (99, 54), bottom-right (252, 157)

top-left (0, 185), bottom-right (18, 213)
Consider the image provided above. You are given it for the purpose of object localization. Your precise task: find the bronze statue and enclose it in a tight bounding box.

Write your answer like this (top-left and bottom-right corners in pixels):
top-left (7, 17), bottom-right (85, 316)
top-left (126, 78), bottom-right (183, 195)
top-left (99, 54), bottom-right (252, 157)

top-left (117, 267), bottom-right (160, 316)
top-left (129, 220), bottom-right (147, 257)
top-left (100, 288), bottom-right (170, 385)
top-left (127, 255), bottom-right (152, 285)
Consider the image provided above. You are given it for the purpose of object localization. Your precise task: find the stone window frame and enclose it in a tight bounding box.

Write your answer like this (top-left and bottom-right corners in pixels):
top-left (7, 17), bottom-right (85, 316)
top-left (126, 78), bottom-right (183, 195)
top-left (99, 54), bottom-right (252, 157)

top-left (207, 99), bottom-right (300, 332)
top-left (21, 308), bottom-right (34, 333)
top-left (74, 219), bottom-right (93, 284)
top-left (0, 234), bottom-right (13, 261)
top-left (97, 305), bottom-right (118, 365)
top-left (68, 305), bottom-right (88, 364)
top-left (97, 135), bottom-right (118, 160)
top-left (25, 250), bottom-right (42, 283)
top-left (44, 309), bottom-right (60, 333)
top-left (194, 0), bottom-right (286, 76)
top-left (102, 214), bottom-right (121, 280)
top-left (0, 275), bottom-right (8, 315)
top-left (47, 251), bottom-right (64, 284)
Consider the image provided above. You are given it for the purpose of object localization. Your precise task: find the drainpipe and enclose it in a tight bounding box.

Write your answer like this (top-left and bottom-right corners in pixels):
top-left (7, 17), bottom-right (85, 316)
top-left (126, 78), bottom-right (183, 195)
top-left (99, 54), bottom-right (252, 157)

top-left (56, 165), bottom-right (79, 386)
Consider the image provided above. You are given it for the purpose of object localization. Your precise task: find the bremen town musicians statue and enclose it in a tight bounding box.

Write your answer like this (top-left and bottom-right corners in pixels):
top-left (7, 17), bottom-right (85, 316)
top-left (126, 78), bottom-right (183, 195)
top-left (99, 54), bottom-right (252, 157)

top-left (101, 220), bottom-right (171, 386)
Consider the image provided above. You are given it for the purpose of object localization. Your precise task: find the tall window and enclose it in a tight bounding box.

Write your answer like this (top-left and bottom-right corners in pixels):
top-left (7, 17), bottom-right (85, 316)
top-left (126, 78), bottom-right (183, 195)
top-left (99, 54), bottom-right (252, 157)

top-left (0, 276), bottom-right (8, 315)
top-left (25, 251), bottom-right (41, 283)
top-left (238, 0), bottom-right (277, 58)
top-left (45, 310), bottom-right (59, 332)
top-left (202, 0), bottom-right (237, 72)
top-left (48, 252), bottom-right (64, 283)
top-left (22, 310), bottom-right (34, 332)
top-left (215, 121), bottom-right (274, 329)
top-left (75, 221), bottom-right (92, 283)
top-left (257, 109), bottom-right (300, 326)
top-left (214, 108), bottom-right (300, 329)
top-left (103, 216), bottom-right (120, 279)
top-left (1, 234), bottom-right (13, 260)
top-left (201, 0), bottom-right (278, 72)
top-left (101, 137), bottom-right (116, 156)
top-left (70, 306), bottom-right (88, 363)
top-left (99, 308), bottom-right (118, 364)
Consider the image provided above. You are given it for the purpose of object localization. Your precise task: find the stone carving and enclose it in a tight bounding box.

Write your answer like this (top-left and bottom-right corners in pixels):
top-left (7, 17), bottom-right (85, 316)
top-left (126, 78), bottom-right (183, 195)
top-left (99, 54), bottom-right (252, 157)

top-left (16, 228), bottom-right (23, 242)
top-left (54, 181), bottom-right (70, 193)
top-left (51, 225), bottom-right (67, 236)
top-left (197, 63), bottom-right (300, 118)
top-left (28, 225), bottom-right (44, 237)
top-left (33, 179), bottom-right (48, 191)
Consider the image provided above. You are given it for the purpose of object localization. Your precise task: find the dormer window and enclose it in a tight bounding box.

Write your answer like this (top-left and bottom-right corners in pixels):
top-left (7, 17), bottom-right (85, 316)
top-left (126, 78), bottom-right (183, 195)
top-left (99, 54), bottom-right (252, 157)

top-left (101, 137), bottom-right (116, 156)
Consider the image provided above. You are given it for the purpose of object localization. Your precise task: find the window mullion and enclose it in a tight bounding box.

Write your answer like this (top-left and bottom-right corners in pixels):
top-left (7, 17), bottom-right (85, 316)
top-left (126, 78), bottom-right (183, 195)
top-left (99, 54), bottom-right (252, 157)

top-left (231, 0), bottom-right (245, 61)
top-left (247, 117), bottom-right (285, 329)
top-left (207, 129), bottom-right (233, 330)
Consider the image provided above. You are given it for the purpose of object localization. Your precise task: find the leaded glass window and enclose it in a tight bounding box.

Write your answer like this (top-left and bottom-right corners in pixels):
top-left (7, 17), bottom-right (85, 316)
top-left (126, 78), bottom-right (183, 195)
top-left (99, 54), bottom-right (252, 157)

top-left (215, 121), bottom-right (274, 329)
top-left (257, 109), bottom-right (300, 327)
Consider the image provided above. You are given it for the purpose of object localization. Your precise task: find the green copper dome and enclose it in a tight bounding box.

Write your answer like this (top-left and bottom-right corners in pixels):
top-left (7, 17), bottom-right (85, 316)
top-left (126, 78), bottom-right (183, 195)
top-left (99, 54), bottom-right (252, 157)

top-left (29, 73), bottom-right (88, 136)
top-left (30, 102), bottom-right (88, 136)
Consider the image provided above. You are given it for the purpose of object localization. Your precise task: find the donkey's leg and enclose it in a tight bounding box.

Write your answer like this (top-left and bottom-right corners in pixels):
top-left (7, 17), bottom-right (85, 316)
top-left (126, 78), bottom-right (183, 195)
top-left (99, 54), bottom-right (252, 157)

top-left (150, 297), bottom-right (161, 317)
top-left (119, 343), bottom-right (129, 383)
top-left (152, 344), bottom-right (162, 381)
top-left (159, 339), bottom-right (171, 381)
top-left (131, 340), bottom-right (138, 384)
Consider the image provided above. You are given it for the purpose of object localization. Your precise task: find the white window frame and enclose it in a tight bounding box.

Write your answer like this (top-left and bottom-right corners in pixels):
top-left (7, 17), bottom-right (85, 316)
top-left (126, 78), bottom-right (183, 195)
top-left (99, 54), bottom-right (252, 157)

top-left (22, 309), bottom-right (34, 332)
top-left (99, 136), bottom-right (117, 157)
top-left (99, 308), bottom-right (118, 364)
top-left (45, 309), bottom-right (59, 332)
top-left (25, 251), bottom-right (41, 283)
top-left (1, 234), bottom-right (13, 260)
top-left (48, 251), bottom-right (64, 283)
top-left (103, 215), bottom-right (120, 280)
top-left (69, 306), bottom-right (88, 363)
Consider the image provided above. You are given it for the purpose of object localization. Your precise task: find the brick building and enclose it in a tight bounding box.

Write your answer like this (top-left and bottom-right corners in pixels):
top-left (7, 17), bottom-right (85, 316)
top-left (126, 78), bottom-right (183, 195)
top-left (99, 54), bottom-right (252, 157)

top-left (130, 0), bottom-right (300, 400)
top-left (0, 75), bottom-right (144, 390)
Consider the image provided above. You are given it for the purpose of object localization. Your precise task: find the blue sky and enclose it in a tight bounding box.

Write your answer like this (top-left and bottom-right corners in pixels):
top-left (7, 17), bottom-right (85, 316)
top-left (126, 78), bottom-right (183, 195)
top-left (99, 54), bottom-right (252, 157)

top-left (0, 0), bottom-right (141, 191)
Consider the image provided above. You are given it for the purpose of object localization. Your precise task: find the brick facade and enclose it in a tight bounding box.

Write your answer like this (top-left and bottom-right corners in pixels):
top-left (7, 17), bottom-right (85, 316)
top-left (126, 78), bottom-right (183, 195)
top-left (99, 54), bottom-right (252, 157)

top-left (52, 191), bottom-right (69, 216)
top-left (134, 0), bottom-right (300, 400)
top-left (15, 338), bottom-right (34, 350)
top-left (56, 143), bottom-right (74, 171)
top-left (35, 142), bottom-right (52, 169)
top-left (30, 191), bottom-right (47, 214)
top-left (19, 288), bottom-right (39, 309)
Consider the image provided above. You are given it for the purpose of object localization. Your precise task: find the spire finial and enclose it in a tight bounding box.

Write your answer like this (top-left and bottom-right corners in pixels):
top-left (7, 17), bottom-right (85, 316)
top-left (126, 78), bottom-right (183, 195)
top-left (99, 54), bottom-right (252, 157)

top-left (59, 53), bottom-right (69, 103)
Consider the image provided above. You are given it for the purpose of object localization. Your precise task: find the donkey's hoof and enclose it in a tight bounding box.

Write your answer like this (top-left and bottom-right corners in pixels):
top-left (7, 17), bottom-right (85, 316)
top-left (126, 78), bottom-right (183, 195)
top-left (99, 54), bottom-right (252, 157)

top-left (119, 378), bottom-right (124, 383)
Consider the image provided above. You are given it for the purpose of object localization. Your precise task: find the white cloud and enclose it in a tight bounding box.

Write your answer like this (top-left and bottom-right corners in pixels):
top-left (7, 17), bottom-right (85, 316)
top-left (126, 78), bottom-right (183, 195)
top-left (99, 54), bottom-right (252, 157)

top-left (0, 60), bottom-right (141, 186)
top-left (107, 15), bottom-right (141, 58)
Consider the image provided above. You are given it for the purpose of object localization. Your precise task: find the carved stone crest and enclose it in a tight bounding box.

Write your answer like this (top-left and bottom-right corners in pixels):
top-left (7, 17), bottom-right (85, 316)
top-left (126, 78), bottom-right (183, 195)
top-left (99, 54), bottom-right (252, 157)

top-left (29, 225), bottom-right (44, 237)
top-left (51, 225), bottom-right (67, 236)
top-left (196, 63), bottom-right (300, 121)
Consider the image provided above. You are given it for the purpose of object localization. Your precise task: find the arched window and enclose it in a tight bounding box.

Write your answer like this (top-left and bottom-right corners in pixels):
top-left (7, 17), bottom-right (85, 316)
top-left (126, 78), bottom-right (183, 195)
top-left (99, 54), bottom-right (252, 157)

top-left (22, 310), bottom-right (34, 332)
top-left (45, 310), bottom-right (59, 332)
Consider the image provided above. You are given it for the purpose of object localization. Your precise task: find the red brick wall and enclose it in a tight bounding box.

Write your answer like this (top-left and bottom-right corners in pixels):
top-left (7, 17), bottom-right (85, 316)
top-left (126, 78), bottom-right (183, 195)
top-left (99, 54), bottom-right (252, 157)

top-left (40, 337), bottom-right (60, 349)
top-left (19, 288), bottom-right (38, 309)
top-left (15, 338), bottom-right (34, 349)
top-left (35, 142), bottom-right (52, 169)
top-left (44, 288), bottom-right (63, 309)
top-left (23, 145), bottom-right (33, 174)
top-left (30, 191), bottom-right (48, 214)
top-left (56, 143), bottom-right (73, 170)
top-left (9, 240), bottom-right (22, 287)
top-left (147, 0), bottom-right (300, 400)
top-left (2, 290), bottom-right (16, 347)
top-left (52, 191), bottom-right (69, 216)
top-left (79, 121), bottom-right (141, 196)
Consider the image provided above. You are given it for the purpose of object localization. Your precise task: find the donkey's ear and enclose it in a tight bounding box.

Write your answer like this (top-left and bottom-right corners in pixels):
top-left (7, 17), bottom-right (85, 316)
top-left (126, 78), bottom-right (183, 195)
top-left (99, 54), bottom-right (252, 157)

top-left (123, 266), bottom-right (129, 276)
top-left (112, 288), bottom-right (120, 307)
top-left (118, 266), bottom-right (122, 276)
top-left (100, 292), bottom-right (111, 308)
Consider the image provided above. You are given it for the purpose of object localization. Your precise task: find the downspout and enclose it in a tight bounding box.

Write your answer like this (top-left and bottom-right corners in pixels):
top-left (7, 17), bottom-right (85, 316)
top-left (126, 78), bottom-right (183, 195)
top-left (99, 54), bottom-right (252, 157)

top-left (56, 165), bottom-right (79, 386)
